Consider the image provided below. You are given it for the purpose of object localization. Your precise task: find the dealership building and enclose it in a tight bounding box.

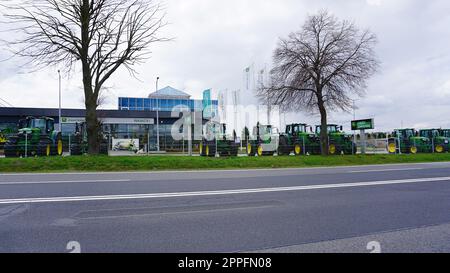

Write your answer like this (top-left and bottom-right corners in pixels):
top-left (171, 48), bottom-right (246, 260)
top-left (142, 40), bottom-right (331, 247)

top-left (0, 86), bottom-right (218, 151)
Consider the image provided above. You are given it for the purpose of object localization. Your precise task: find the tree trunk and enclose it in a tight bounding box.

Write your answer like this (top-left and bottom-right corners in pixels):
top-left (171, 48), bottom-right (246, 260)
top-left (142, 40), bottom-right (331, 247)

top-left (85, 95), bottom-right (100, 155)
top-left (317, 88), bottom-right (329, 156)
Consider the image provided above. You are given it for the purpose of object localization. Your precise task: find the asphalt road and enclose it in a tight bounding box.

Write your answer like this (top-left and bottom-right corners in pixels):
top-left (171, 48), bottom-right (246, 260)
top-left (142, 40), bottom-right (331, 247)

top-left (1, 162), bottom-right (450, 253)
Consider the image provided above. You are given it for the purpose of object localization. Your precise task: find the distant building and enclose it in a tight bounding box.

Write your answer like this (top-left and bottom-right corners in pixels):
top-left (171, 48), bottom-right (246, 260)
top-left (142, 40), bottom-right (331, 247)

top-left (118, 86), bottom-right (218, 113)
top-left (0, 86), bottom-right (218, 152)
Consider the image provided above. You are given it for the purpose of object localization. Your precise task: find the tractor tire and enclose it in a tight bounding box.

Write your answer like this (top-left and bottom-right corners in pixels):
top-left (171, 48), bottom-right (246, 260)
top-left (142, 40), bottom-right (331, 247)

top-left (205, 144), bottom-right (216, 157)
top-left (294, 143), bottom-right (302, 156)
top-left (247, 143), bottom-right (255, 157)
top-left (37, 139), bottom-right (52, 157)
top-left (100, 143), bottom-right (109, 155)
top-left (435, 145), bottom-right (445, 153)
top-left (329, 144), bottom-right (337, 155)
top-left (4, 139), bottom-right (20, 158)
top-left (199, 142), bottom-right (206, 157)
top-left (257, 144), bottom-right (264, 157)
top-left (388, 140), bottom-right (397, 154)
top-left (70, 144), bottom-right (83, 156)
top-left (230, 143), bottom-right (239, 157)
top-left (51, 134), bottom-right (63, 156)
top-left (278, 136), bottom-right (290, 156)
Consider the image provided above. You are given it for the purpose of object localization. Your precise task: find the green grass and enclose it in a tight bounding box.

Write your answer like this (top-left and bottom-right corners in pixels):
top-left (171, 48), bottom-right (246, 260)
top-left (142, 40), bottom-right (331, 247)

top-left (1, 153), bottom-right (450, 173)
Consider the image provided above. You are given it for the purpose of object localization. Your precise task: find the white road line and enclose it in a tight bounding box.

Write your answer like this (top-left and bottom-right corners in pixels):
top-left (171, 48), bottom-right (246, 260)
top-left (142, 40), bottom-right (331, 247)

top-left (0, 176), bottom-right (449, 205)
top-left (349, 168), bottom-right (424, 173)
top-left (0, 179), bottom-right (130, 185)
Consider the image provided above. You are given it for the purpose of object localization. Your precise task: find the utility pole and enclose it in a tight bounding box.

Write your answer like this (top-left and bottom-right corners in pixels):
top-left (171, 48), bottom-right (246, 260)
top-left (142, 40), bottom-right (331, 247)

top-left (58, 70), bottom-right (62, 132)
top-left (156, 77), bottom-right (160, 152)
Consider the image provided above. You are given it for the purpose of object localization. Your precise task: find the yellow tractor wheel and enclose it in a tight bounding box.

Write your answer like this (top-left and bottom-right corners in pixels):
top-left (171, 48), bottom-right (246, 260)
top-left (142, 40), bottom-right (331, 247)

top-left (247, 143), bottom-right (252, 156)
top-left (435, 145), bottom-right (444, 153)
top-left (257, 145), bottom-right (264, 157)
top-left (294, 144), bottom-right (302, 156)
top-left (199, 143), bottom-right (203, 155)
top-left (388, 142), bottom-right (397, 153)
top-left (205, 145), bottom-right (210, 157)
top-left (329, 144), bottom-right (336, 155)
top-left (57, 139), bottom-right (63, 156)
top-left (46, 144), bottom-right (51, 156)
top-left (410, 146), bottom-right (418, 154)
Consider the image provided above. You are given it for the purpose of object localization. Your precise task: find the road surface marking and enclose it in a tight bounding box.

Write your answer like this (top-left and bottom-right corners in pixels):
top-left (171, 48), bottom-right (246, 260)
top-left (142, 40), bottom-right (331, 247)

top-left (0, 179), bottom-right (130, 185)
top-left (0, 176), bottom-right (449, 205)
top-left (349, 168), bottom-right (424, 173)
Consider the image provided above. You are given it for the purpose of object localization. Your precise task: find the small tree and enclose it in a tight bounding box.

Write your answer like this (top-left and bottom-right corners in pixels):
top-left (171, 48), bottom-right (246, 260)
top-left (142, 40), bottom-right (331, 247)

top-left (1, 0), bottom-right (169, 154)
top-left (259, 11), bottom-right (379, 155)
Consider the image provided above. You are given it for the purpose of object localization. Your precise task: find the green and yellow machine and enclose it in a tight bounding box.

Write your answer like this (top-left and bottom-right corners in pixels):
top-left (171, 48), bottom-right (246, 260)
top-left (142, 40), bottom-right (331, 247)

top-left (199, 122), bottom-right (239, 157)
top-left (315, 124), bottom-right (355, 155)
top-left (4, 116), bottom-right (63, 157)
top-left (419, 129), bottom-right (450, 153)
top-left (388, 129), bottom-right (431, 154)
top-left (70, 122), bottom-right (109, 155)
top-left (247, 123), bottom-right (280, 157)
top-left (278, 123), bottom-right (320, 156)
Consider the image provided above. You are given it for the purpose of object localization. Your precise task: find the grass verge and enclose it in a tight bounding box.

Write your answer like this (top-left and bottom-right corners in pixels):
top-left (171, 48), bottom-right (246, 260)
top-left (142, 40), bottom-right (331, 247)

top-left (1, 153), bottom-right (450, 173)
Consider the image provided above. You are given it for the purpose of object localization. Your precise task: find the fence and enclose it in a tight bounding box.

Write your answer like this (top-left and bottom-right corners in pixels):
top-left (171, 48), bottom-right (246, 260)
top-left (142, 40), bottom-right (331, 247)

top-left (0, 131), bottom-right (445, 157)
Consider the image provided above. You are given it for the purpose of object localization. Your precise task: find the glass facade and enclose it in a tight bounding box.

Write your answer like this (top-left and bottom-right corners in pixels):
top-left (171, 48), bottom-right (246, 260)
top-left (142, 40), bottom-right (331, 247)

top-left (118, 97), bottom-right (218, 114)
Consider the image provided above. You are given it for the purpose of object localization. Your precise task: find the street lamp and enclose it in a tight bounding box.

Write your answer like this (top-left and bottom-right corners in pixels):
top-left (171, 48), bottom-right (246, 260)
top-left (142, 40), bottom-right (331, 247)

top-left (156, 77), bottom-right (160, 152)
top-left (58, 70), bottom-right (62, 132)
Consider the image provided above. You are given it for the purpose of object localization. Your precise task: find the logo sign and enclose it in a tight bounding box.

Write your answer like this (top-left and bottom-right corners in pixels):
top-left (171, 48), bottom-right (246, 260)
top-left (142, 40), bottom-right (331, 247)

top-left (351, 119), bottom-right (375, 131)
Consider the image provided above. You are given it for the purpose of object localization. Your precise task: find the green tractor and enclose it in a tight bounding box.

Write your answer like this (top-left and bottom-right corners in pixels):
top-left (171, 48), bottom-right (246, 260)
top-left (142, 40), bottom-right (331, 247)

top-left (278, 123), bottom-right (320, 156)
top-left (388, 129), bottom-right (431, 154)
top-left (70, 122), bottom-right (109, 155)
top-left (4, 116), bottom-right (63, 157)
top-left (419, 129), bottom-right (450, 153)
top-left (246, 123), bottom-right (280, 157)
top-left (315, 124), bottom-right (356, 155)
top-left (199, 122), bottom-right (239, 157)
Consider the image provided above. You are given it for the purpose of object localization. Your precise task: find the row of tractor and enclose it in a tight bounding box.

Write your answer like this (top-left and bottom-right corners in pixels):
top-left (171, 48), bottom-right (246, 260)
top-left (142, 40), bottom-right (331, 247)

top-left (199, 122), bottom-right (355, 157)
top-left (1, 116), bottom-right (108, 158)
top-left (199, 123), bottom-right (450, 157)
top-left (2, 116), bottom-right (450, 157)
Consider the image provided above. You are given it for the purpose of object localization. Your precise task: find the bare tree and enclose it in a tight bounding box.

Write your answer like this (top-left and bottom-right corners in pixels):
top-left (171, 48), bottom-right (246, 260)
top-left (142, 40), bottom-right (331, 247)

top-left (1, 0), bottom-right (169, 154)
top-left (259, 10), bottom-right (379, 155)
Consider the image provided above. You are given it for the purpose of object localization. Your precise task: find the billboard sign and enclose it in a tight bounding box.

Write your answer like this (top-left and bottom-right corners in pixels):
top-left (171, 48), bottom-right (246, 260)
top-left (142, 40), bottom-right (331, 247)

top-left (351, 119), bottom-right (375, 131)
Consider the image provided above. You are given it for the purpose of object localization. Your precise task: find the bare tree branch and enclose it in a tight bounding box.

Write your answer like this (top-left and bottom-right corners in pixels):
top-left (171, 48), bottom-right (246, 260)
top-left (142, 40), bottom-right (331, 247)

top-left (0, 0), bottom-right (170, 154)
top-left (259, 10), bottom-right (379, 155)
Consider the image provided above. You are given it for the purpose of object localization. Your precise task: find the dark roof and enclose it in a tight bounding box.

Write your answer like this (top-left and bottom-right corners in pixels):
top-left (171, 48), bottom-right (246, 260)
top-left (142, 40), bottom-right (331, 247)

top-left (0, 107), bottom-right (177, 119)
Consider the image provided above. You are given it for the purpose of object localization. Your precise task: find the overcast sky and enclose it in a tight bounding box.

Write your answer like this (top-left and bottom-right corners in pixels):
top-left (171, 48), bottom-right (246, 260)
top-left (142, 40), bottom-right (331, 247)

top-left (1, 0), bottom-right (450, 131)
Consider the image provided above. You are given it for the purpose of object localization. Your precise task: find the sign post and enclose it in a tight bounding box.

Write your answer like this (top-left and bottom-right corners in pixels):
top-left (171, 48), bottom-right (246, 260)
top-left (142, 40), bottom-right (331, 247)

top-left (351, 119), bottom-right (375, 155)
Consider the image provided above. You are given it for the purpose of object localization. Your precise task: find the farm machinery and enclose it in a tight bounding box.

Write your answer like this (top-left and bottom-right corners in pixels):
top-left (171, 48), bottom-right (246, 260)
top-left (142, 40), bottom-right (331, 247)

top-left (3, 116), bottom-right (63, 157)
top-left (199, 122), bottom-right (239, 157)
top-left (388, 129), bottom-right (431, 154)
top-left (419, 129), bottom-right (450, 153)
top-left (278, 123), bottom-right (320, 156)
top-left (246, 123), bottom-right (280, 157)
top-left (70, 122), bottom-right (109, 155)
top-left (315, 124), bottom-right (356, 155)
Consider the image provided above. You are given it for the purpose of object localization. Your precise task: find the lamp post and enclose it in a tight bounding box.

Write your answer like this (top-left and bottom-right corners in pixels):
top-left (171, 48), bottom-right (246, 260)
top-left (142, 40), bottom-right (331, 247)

top-left (156, 77), bottom-right (160, 152)
top-left (58, 70), bottom-right (62, 132)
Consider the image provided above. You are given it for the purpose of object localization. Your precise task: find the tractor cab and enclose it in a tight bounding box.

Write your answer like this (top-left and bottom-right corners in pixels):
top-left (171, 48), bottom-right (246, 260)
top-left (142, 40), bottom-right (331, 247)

top-left (419, 129), bottom-right (440, 139)
top-left (315, 124), bottom-right (343, 135)
top-left (393, 129), bottom-right (417, 139)
top-left (286, 123), bottom-right (310, 136)
top-left (440, 129), bottom-right (450, 138)
top-left (19, 116), bottom-right (56, 135)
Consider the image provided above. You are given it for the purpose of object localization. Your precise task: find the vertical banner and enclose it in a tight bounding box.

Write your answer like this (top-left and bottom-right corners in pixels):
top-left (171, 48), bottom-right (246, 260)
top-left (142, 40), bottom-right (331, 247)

top-left (203, 89), bottom-right (212, 119)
